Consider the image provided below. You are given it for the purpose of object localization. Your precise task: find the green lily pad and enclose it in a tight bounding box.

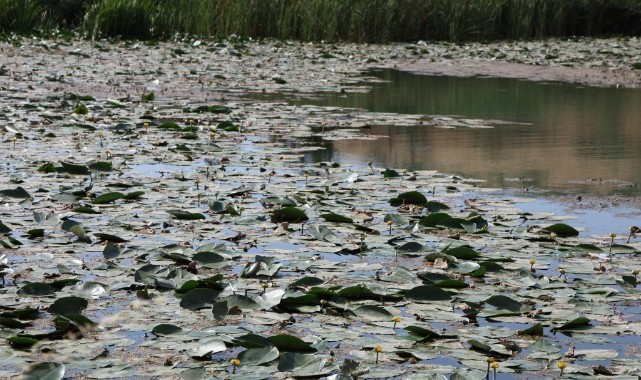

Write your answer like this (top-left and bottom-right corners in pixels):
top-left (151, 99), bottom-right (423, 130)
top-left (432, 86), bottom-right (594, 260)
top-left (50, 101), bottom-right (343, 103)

top-left (167, 210), bottom-right (206, 220)
top-left (18, 282), bottom-right (57, 296)
top-left (0, 186), bottom-right (31, 199)
top-left (22, 362), bottom-right (65, 380)
top-left (268, 334), bottom-right (316, 352)
top-left (93, 192), bottom-right (125, 204)
top-left (88, 161), bottom-right (113, 172)
top-left (352, 305), bottom-right (393, 321)
top-left (552, 316), bottom-right (591, 331)
top-left (103, 243), bottom-right (122, 259)
top-left (404, 285), bottom-right (452, 302)
top-left (444, 245), bottom-right (480, 260)
top-left (271, 207), bottom-right (308, 223)
top-left (389, 191), bottom-right (427, 206)
top-left (518, 323), bottom-right (544, 336)
top-left (7, 336), bottom-right (40, 350)
top-left (188, 338), bottom-right (227, 359)
top-left (542, 223), bottom-right (579, 237)
top-left (238, 347), bottom-right (280, 366)
top-left (320, 212), bottom-right (353, 223)
top-left (180, 288), bottom-right (221, 309)
top-left (48, 296), bottom-right (88, 315)
top-left (151, 324), bottom-right (183, 335)
top-left (60, 161), bottom-right (90, 175)
top-left (70, 224), bottom-right (92, 243)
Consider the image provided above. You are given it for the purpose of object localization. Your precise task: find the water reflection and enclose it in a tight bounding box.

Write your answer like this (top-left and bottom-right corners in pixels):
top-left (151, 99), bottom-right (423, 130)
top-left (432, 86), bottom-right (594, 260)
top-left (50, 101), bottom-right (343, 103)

top-left (258, 70), bottom-right (641, 195)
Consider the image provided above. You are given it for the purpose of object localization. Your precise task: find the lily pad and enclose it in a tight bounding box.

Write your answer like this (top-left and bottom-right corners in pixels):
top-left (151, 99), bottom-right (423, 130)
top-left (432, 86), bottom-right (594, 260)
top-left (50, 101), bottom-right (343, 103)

top-left (21, 362), bottom-right (64, 380)
top-left (404, 285), bottom-right (452, 302)
top-left (271, 207), bottom-right (308, 223)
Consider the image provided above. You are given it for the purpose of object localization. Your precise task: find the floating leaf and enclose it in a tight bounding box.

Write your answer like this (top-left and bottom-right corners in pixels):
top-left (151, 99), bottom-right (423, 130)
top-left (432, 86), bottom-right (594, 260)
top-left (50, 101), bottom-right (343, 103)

top-left (353, 305), bottom-right (393, 321)
top-left (27, 228), bottom-right (45, 238)
top-left (180, 288), bottom-right (221, 309)
top-left (268, 334), bottom-right (316, 352)
top-left (0, 317), bottom-right (29, 328)
top-left (419, 213), bottom-right (451, 227)
top-left (485, 295), bottom-right (523, 311)
top-left (289, 276), bottom-right (325, 288)
top-left (271, 207), bottom-right (308, 223)
top-left (188, 338), bottom-right (227, 359)
top-left (320, 213), bottom-right (353, 223)
top-left (53, 314), bottom-right (97, 332)
top-left (542, 223), bottom-right (579, 238)
top-left (0, 186), bottom-right (31, 199)
top-left (94, 233), bottom-right (127, 243)
top-left (233, 333), bottom-right (271, 349)
top-left (0, 220), bottom-right (12, 234)
top-left (93, 192), bottom-right (125, 204)
top-left (238, 347), bottom-right (279, 366)
top-left (8, 336), bottom-right (40, 350)
top-left (553, 317), bottom-right (591, 331)
top-left (152, 324), bottom-right (183, 335)
top-left (519, 323), bottom-right (544, 336)
top-left (123, 191), bottom-right (145, 200)
top-left (444, 245), bottom-right (480, 260)
top-left (468, 339), bottom-right (492, 353)
top-left (70, 224), bottom-right (91, 243)
top-left (18, 282), bottom-right (56, 296)
top-left (220, 295), bottom-right (262, 311)
top-left (389, 191), bottom-right (427, 206)
top-left (73, 206), bottom-right (100, 214)
top-left (48, 296), bottom-right (88, 315)
top-left (425, 201), bottom-right (450, 212)
top-left (404, 285), bottom-right (452, 302)
top-left (383, 169), bottom-right (400, 178)
top-left (60, 162), bottom-right (90, 175)
top-left (433, 279), bottom-right (468, 289)
top-left (307, 225), bottom-right (340, 245)
top-left (405, 326), bottom-right (450, 341)
top-left (397, 242), bottom-right (423, 253)
top-left (167, 210), bottom-right (206, 220)
top-left (88, 161), bottom-right (113, 172)
top-left (103, 244), bottom-right (122, 259)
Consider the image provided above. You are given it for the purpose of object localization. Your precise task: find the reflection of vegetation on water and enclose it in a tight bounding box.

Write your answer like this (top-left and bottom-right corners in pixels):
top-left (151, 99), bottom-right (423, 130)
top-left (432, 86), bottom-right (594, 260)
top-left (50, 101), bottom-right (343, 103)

top-left (257, 70), bottom-right (641, 196)
top-left (2, 0), bottom-right (641, 41)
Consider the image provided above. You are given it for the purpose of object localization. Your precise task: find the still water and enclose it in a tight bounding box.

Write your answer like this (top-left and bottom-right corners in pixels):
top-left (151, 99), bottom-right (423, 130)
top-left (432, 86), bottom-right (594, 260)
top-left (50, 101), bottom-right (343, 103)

top-left (262, 70), bottom-right (641, 196)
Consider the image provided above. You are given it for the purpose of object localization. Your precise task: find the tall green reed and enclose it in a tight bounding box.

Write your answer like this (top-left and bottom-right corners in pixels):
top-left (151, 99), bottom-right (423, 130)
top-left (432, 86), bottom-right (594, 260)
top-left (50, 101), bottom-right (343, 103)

top-left (3, 0), bottom-right (640, 42)
top-left (0, 0), bottom-right (51, 34)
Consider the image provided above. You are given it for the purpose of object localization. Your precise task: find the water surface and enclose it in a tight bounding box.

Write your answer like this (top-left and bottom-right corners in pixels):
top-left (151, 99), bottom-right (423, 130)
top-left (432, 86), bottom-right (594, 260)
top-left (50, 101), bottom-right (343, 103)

top-left (256, 70), bottom-right (641, 196)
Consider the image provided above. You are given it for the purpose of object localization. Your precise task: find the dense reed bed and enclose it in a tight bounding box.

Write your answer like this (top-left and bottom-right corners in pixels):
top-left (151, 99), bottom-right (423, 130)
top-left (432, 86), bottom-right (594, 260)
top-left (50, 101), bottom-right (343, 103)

top-left (1, 0), bottom-right (641, 42)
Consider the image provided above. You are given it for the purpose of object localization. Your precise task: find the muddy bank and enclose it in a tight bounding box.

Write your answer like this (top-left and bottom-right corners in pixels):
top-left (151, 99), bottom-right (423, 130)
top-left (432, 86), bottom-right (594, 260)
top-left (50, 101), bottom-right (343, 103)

top-left (381, 37), bottom-right (641, 88)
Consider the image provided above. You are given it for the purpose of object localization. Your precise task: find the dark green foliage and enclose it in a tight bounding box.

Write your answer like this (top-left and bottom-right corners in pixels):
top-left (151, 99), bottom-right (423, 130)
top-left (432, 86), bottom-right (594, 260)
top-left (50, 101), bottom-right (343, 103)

top-left (3, 0), bottom-right (641, 42)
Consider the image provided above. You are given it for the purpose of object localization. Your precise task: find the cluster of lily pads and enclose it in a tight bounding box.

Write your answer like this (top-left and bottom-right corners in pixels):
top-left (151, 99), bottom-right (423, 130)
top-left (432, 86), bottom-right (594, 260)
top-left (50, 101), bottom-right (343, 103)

top-left (1, 36), bottom-right (641, 379)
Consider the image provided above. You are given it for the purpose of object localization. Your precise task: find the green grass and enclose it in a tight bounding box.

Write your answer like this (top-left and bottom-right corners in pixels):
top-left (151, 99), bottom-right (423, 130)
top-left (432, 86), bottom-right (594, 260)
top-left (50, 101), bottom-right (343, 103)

top-left (3, 0), bottom-right (641, 42)
top-left (0, 0), bottom-right (50, 34)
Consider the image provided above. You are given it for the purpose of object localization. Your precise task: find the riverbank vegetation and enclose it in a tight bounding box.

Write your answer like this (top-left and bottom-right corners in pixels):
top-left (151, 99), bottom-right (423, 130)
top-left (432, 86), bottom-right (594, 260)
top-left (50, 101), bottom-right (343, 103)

top-left (1, 0), bottom-right (641, 42)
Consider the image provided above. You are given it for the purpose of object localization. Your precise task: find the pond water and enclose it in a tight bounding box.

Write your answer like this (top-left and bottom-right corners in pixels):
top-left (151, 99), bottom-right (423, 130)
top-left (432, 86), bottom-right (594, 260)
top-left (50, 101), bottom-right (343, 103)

top-left (255, 69), bottom-right (641, 197)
